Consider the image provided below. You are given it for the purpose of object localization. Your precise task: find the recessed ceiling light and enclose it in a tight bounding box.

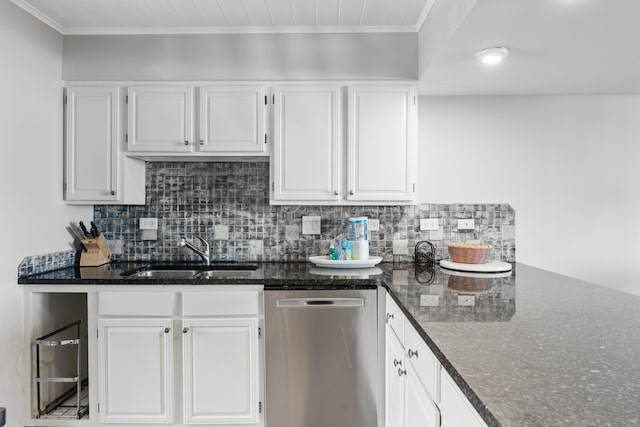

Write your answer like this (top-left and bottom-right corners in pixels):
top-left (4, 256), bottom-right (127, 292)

top-left (476, 46), bottom-right (509, 64)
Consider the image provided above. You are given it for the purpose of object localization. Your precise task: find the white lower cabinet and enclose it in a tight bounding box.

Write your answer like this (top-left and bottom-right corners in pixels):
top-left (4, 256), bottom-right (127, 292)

top-left (385, 311), bottom-right (440, 427)
top-left (405, 361), bottom-right (439, 427)
top-left (385, 326), bottom-right (405, 427)
top-left (182, 318), bottom-right (259, 425)
top-left (98, 318), bottom-right (174, 424)
top-left (439, 370), bottom-right (488, 427)
top-left (97, 290), bottom-right (262, 426)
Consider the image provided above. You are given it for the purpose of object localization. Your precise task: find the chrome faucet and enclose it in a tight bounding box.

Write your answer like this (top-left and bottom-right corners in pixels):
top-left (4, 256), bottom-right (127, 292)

top-left (177, 236), bottom-right (210, 265)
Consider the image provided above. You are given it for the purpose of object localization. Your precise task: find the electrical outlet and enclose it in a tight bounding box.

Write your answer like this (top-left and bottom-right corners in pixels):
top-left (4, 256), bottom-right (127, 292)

top-left (302, 216), bottom-right (321, 235)
top-left (393, 240), bottom-right (409, 255)
top-left (420, 294), bottom-right (440, 307)
top-left (457, 219), bottom-right (475, 230)
top-left (458, 295), bottom-right (476, 306)
top-left (368, 219), bottom-right (380, 232)
top-left (139, 218), bottom-right (158, 230)
top-left (420, 218), bottom-right (439, 231)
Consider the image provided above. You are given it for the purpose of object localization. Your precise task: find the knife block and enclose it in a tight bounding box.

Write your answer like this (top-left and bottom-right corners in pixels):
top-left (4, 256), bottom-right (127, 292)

top-left (80, 234), bottom-right (112, 267)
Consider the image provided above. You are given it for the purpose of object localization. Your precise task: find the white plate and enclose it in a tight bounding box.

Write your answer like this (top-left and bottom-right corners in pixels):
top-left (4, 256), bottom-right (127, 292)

top-left (440, 259), bottom-right (512, 273)
top-left (309, 267), bottom-right (383, 277)
top-left (308, 255), bottom-right (383, 269)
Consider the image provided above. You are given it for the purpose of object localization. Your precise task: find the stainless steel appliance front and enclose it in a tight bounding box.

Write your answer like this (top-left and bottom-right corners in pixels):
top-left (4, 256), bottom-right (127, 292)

top-left (264, 289), bottom-right (378, 427)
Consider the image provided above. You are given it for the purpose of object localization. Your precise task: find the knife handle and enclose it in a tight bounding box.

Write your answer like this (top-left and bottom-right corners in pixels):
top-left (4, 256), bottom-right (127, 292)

top-left (79, 221), bottom-right (90, 237)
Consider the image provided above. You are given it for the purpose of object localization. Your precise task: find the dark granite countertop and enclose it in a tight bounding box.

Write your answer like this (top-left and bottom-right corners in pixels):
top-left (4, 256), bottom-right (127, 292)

top-left (19, 261), bottom-right (640, 426)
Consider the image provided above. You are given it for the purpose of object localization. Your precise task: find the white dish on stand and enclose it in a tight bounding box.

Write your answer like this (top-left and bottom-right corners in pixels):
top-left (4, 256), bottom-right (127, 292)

top-left (308, 255), bottom-right (383, 269)
top-left (440, 259), bottom-right (512, 273)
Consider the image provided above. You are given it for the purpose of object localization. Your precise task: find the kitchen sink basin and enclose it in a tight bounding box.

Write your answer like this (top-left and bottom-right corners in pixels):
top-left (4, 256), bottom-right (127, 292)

top-left (122, 264), bottom-right (258, 279)
top-left (194, 269), bottom-right (255, 278)
top-left (128, 269), bottom-right (200, 278)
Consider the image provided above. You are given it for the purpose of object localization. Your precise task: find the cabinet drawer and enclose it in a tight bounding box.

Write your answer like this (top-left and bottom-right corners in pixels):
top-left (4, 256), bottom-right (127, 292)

top-left (99, 291), bottom-right (174, 316)
top-left (440, 370), bottom-right (488, 427)
top-left (385, 292), bottom-right (405, 342)
top-left (405, 320), bottom-right (440, 402)
top-left (182, 291), bottom-right (260, 316)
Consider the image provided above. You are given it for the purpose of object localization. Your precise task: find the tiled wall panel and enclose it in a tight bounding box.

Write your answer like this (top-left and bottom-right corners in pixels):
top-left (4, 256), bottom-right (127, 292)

top-left (92, 162), bottom-right (515, 263)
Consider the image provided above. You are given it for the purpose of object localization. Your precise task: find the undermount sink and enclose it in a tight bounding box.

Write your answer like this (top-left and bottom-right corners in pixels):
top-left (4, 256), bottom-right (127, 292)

top-left (128, 269), bottom-right (200, 278)
top-left (122, 264), bottom-right (258, 279)
top-left (194, 269), bottom-right (255, 278)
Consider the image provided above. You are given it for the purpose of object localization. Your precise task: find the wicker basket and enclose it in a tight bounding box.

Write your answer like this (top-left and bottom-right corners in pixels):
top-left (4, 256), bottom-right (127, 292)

top-left (448, 243), bottom-right (491, 264)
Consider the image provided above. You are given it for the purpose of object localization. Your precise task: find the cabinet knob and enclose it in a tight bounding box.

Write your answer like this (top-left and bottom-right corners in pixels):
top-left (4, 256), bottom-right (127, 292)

top-left (334, 190), bottom-right (339, 196)
top-left (408, 349), bottom-right (419, 359)
top-left (182, 327), bottom-right (189, 334)
top-left (199, 140), bottom-right (205, 146)
top-left (184, 140), bottom-right (190, 146)
top-left (164, 327), bottom-right (170, 334)
top-left (349, 190), bottom-right (354, 196)
top-left (110, 190), bottom-right (116, 196)
top-left (397, 368), bottom-right (407, 377)
top-left (393, 359), bottom-right (402, 367)
top-left (386, 313), bottom-right (394, 321)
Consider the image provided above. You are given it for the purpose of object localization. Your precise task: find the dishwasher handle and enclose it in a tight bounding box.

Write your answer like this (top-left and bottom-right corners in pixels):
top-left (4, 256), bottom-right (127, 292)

top-left (276, 298), bottom-right (365, 308)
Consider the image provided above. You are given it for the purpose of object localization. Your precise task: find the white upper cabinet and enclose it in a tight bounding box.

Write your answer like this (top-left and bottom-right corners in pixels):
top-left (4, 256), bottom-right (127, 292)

top-left (199, 85), bottom-right (266, 153)
top-left (347, 85), bottom-right (416, 202)
top-left (65, 86), bottom-right (118, 202)
top-left (271, 85), bottom-right (341, 202)
top-left (126, 85), bottom-right (267, 156)
top-left (64, 86), bottom-right (145, 205)
top-left (127, 86), bottom-right (194, 152)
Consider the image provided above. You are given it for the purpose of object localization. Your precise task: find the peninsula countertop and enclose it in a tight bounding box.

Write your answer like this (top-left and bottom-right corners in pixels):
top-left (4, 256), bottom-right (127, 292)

top-left (19, 261), bottom-right (640, 426)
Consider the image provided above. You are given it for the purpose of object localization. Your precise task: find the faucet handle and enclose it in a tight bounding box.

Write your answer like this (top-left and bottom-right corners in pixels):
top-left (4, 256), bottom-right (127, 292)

top-left (194, 236), bottom-right (209, 250)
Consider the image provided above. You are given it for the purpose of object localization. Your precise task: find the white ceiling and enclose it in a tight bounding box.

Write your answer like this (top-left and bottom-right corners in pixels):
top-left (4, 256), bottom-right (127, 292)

top-left (11, 0), bottom-right (435, 34)
top-left (420, 0), bottom-right (640, 95)
top-left (12, 0), bottom-right (638, 94)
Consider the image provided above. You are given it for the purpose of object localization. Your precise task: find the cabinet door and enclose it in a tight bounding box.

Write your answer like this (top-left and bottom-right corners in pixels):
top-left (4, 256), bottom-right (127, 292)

top-left (182, 318), bottom-right (260, 425)
top-left (440, 370), bottom-right (488, 427)
top-left (64, 86), bottom-right (118, 202)
top-left (386, 324), bottom-right (405, 427)
top-left (406, 361), bottom-right (440, 427)
top-left (199, 85), bottom-right (266, 153)
top-left (272, 85), bottom-right (341, 202)
top-left (98, 318), bottom-right (173, 424)
top-left (128, 86), bottom-right (193, 152)
top-left (347, 86), bottom-right (415, 202)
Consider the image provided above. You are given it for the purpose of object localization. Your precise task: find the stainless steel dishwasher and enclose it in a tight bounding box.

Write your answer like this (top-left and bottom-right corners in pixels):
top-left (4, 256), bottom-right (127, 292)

top-left (264, 289), bottom-right (378, 427)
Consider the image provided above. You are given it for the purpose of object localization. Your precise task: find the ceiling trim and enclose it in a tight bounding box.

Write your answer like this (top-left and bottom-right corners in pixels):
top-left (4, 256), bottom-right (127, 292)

top-left (10, 0), bottom-right (438, 35)
top-left (60, 25), bottom-right (418, 36)
top-left (416, 0), bottom-right (437, 32)
top-left (10, 0), bottom-right (64, 33)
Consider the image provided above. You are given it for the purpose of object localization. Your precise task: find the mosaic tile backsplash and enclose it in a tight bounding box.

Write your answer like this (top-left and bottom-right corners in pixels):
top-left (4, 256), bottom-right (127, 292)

top-left (92, 162), bottom-right (515, 264)
top-left (18, 250), bottom-right (77, 277)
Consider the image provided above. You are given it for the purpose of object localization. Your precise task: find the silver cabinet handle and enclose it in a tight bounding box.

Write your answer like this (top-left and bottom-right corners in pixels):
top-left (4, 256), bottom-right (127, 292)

top-left (393, 359), bottom-right (402, 367)
top-left (164, 327), bottom-right (170, 334)
top-left (386, 313), bottom-right (394, 321)
top-left (334, 190), bottom-right (339, 196)
top-left (398, 368), bottom-right (406, 377)
top-left (182, 327), bottom-right (189, 333)
top-left (199, 139), bottom-right (205, 146)
top-left (110, 190), bottom-right (116, 196)
top-left (184, 140), bottom-right (190, 146)
top-left (277, 298), bottom-right (364, 308)
top-left (408, 349), bottom-right (419, 359)
top-left (349, 190), bottom-right (354, 195)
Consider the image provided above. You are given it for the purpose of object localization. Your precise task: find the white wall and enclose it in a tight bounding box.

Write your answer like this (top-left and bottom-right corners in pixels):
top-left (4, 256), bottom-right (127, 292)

top-left (0, 1), bottom-right (91, 424)
top-left (418, 96), bottom-right (640, 295)
top-left (62, 32), bottom-right (417, 81)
